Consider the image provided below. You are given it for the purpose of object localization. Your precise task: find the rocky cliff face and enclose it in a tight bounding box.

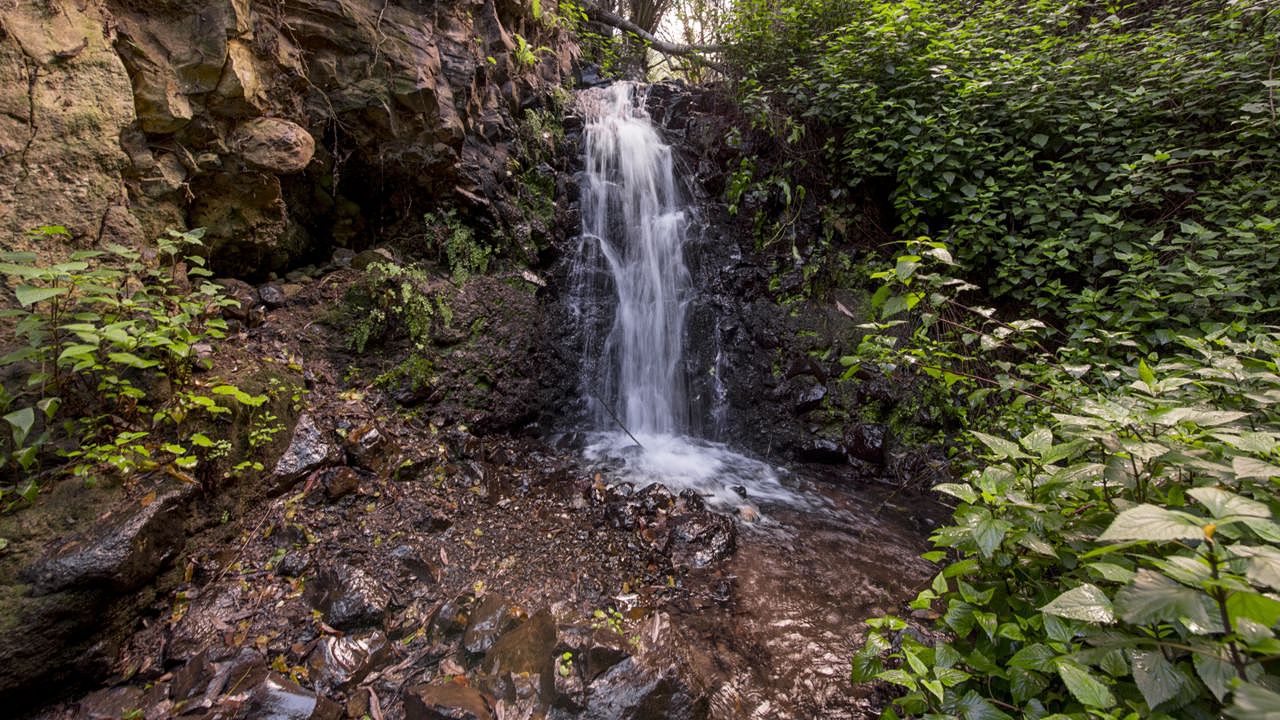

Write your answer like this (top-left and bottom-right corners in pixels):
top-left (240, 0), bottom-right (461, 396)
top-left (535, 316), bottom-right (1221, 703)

top-left (0, 0), bottom-right (577, 276)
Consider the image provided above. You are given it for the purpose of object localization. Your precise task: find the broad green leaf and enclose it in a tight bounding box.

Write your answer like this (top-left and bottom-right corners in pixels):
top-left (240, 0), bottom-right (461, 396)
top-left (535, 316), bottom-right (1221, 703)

top-left (954, 690), bottom-right (1012, 720)
top-left (1227, 682), bottom-right (1280, 719)
top-left (1008, 643), bottom-right (1056, 673)
top-left (1189, 486), bottom-right (1270, 519)
top-left (1230, 545), bottom-right (1280, 590)
top-left (1226, 591), bottom-right (1280, 627)
top-left (1087, 562), bottom-right (1136, 583)
top-left (1021, 427), bottom-right (1053, 454)
top-left (971, 430), bottom-right (1030, 459)
top-left (1193, 651), bottom-right (1235, 702)
top-left (1098, 505), bottom-right (1204, 542)
top-left (107, 352), bottom-right (159, 369)
top-left (970, 511), bottom-right (1011, 558)
top-left (57, 344), bottom-right (99, 361)
top-left (15, 285), bottom-right (68, 306)
top-left (1138, 359), bottom-right (1156, 387)
top-left (1009, 668), bottom-right (1048, 705)
top-left (1233, 456), bottom-right (1280, 481)
top-left (3, 407), bottom-right (35, 448)
top-left (1115, 570), bottom-right (1210, 625)
top-left (1129, 649), bottom-right (1183, 709)
top-left (1040, 584), bottom-right (1114, 624)
top-left (935, 483), bottom-right (978, 503)
top-left (1056, 660), bottom-right (1115, 708)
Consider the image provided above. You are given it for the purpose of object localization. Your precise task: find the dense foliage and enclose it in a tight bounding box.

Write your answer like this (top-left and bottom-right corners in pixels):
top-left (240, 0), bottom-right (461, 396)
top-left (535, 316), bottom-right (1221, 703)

top-left (0, 228), bottom-right (284, 510)
top-left (727, 0), bottom-right (1279, 344)
top-left (721, 0), bottom-right (1280, 717)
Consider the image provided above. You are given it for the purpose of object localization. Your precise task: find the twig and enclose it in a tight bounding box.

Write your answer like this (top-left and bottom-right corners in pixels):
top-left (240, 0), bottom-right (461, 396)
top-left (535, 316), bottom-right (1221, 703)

top-left (589, 389), bottom-right (644, 448)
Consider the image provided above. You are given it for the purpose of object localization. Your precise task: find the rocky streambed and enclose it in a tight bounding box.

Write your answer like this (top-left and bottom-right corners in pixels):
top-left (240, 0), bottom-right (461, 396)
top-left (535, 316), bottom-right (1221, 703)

top-left (0, 262), bottom-right (942, 720)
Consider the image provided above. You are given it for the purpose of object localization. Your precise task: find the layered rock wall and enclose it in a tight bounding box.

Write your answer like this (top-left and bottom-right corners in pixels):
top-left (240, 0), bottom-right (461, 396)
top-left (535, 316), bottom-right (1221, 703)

top-left (0, 0), bottom-right (577, 276)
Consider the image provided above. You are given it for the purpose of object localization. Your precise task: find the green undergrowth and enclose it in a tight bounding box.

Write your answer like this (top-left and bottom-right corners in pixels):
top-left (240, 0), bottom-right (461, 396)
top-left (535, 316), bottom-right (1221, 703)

top-left (848, 239), bottom-right (1280, 718)
top-left (0, 227), bottom-right (294, 516)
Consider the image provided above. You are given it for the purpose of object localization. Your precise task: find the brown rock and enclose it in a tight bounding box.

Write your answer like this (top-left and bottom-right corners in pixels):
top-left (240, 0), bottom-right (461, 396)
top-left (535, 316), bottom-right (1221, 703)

top-left (232, 117), bottom-right (316, 174)
top-left (403, 682), bottom-right (493, 720)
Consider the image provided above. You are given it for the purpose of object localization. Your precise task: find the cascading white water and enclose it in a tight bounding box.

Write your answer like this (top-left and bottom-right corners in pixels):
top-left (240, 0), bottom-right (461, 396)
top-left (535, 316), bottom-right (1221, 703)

top-left (578, 83), bottom-right (691, 435)
top-left (569, 83), bottom-right (803, 509)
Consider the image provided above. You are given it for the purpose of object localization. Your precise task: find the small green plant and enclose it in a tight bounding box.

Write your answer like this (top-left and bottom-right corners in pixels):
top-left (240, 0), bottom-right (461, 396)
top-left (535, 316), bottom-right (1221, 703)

top-left (343, 261), bottom-right (447, 353)
top-left (512, 34), bottom-right (551, 67)
top-left (0, 226), bottom-right (276, 503)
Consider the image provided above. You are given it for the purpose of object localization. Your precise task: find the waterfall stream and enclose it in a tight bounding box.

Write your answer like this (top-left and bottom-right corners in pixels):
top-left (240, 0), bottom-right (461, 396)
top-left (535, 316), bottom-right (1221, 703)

top-left (568, 82), bottom-right (799, 508)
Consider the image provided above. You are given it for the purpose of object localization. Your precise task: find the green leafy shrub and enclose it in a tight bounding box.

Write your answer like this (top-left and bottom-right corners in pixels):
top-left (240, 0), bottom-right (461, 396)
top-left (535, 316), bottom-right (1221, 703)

top-left (852, 240), bottom-right (1280, 718)
top-left (0, 227), bottom-right (274, 506)
top-left (726, 0), bottom-right (1280, 345)
top-left (342, 261), bottom-right (451, 353)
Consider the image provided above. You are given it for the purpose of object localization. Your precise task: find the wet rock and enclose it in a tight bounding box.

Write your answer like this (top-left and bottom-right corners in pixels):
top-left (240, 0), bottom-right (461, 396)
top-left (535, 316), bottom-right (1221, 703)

top-left (463, 594), bottom-right (524, 657)
top-left (415, 506), bottom-right (454, 534)
top-left (170, 650), bottom-right (216, 701)
top-left (403, 682), bottom-right (493, 720)
top-left (216, 278), bottom-right (260, 322)
top-left (351, 247), bottom-right (397, 271)
top-left (278, 551), bottom-right (310, 578)
top-left (480, 609), bottom-right (557, 705)
top-left (795, 384), bottom-right (827, 413)
top-left (576, 659), bottom-right (704, 720)
top-left (845, 424), bottom-right (888, 465)
top-left (345, 423), bottom-right (390, 473)
top-left (246, 673), bottom-right (342, 719)
top-left (555, 625), bottom-right (631, 683)
top-left (634, 483), bottom-right (676, 516)
top-left (307, 564), bottom-right (389, 630)
top-left (259, 283), bottom-right (287, 309)
top-left (391, 545), bottom-right (440, 584)
top-left (669, 512), bottom-right (736, 570)
top-left (428, 594), bottom-right (475, 646)
top-left (22, 485), bottom-right (193, 595)
top-left (75, 686), bottom-right (145, 720)
top-left (319, 467), bottom-right (361, 501)
top-left (307, 630), bottom-right (390, 692)
top-left (232, 117), bottom-right (316, 174)
top-left (796, 438), bottom-right (846, 465)
top-left (270, 414), bottom-right (342, 493)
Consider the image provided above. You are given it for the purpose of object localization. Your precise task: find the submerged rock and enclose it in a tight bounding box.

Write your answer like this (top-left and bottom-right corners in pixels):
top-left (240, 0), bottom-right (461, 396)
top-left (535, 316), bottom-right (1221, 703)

top-left (669, 512), bottom-right (736, 571)
top-left (403, 682), bottom-right (493, 720)
top-left (463, 594), bottom-right (524, 657)
top-left (480, 609), bottom-right (557, 707)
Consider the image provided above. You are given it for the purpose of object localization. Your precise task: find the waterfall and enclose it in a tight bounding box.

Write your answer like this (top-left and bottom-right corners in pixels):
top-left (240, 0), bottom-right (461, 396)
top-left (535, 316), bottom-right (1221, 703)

top-left (568, 82), bottom-right (800, 509)
top-left (573, 82), bottom-right (692, 435)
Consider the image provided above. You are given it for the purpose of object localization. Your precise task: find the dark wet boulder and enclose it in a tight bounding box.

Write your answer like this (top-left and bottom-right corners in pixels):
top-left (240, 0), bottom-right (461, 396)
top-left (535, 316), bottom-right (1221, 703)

top-left (555, 625), bottom-right (631, 684)
top-left (259, 282), bottom-right (287, 309)
top-left (845, 423), bottom-right (889, 465)
top-left (463, 594), bottom-right (524, 657)
top-left (246, 672), bottom-right (342, 719)
top-left (216, 278), bottom-right (260, 321)
top-left (796, 438), bottom-right (846, 465)
top-left (574, 659), bottom-right (706, 720)
top-left (403, 682), bottom-right (493, 720)
top-left (318, 466), bottom-right (362, 501)
top-left (308, 631), bottom-right (390, 693)
top-left (480, 609), bottom-right (557, 707)
top-left (307, 564), bottom-right (389, 630)
top-left (428, 593), bottom-right (475, 646)
top-left (22, 485), bottom-right (194, 596)
top-left (270, 414), bottom-right (342, 493)
top-left (344, 423), bottom-right (391, 473)
top-left (73, 686), bottom-right (146, 720)
top-left (795, 383), bottom-right (827, 413)
top-left (669, 512), bottom-right (736, 571)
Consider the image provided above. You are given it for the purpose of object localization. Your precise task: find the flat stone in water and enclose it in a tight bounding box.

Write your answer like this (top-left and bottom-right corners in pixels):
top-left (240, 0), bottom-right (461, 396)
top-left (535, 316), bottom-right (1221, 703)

top-left (403, 682), bottom-right (493, 720)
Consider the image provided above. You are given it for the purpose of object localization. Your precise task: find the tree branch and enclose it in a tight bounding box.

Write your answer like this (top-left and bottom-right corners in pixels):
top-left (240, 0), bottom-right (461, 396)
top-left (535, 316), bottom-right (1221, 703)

top-left (583, 2), bottom-right (726, 62)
